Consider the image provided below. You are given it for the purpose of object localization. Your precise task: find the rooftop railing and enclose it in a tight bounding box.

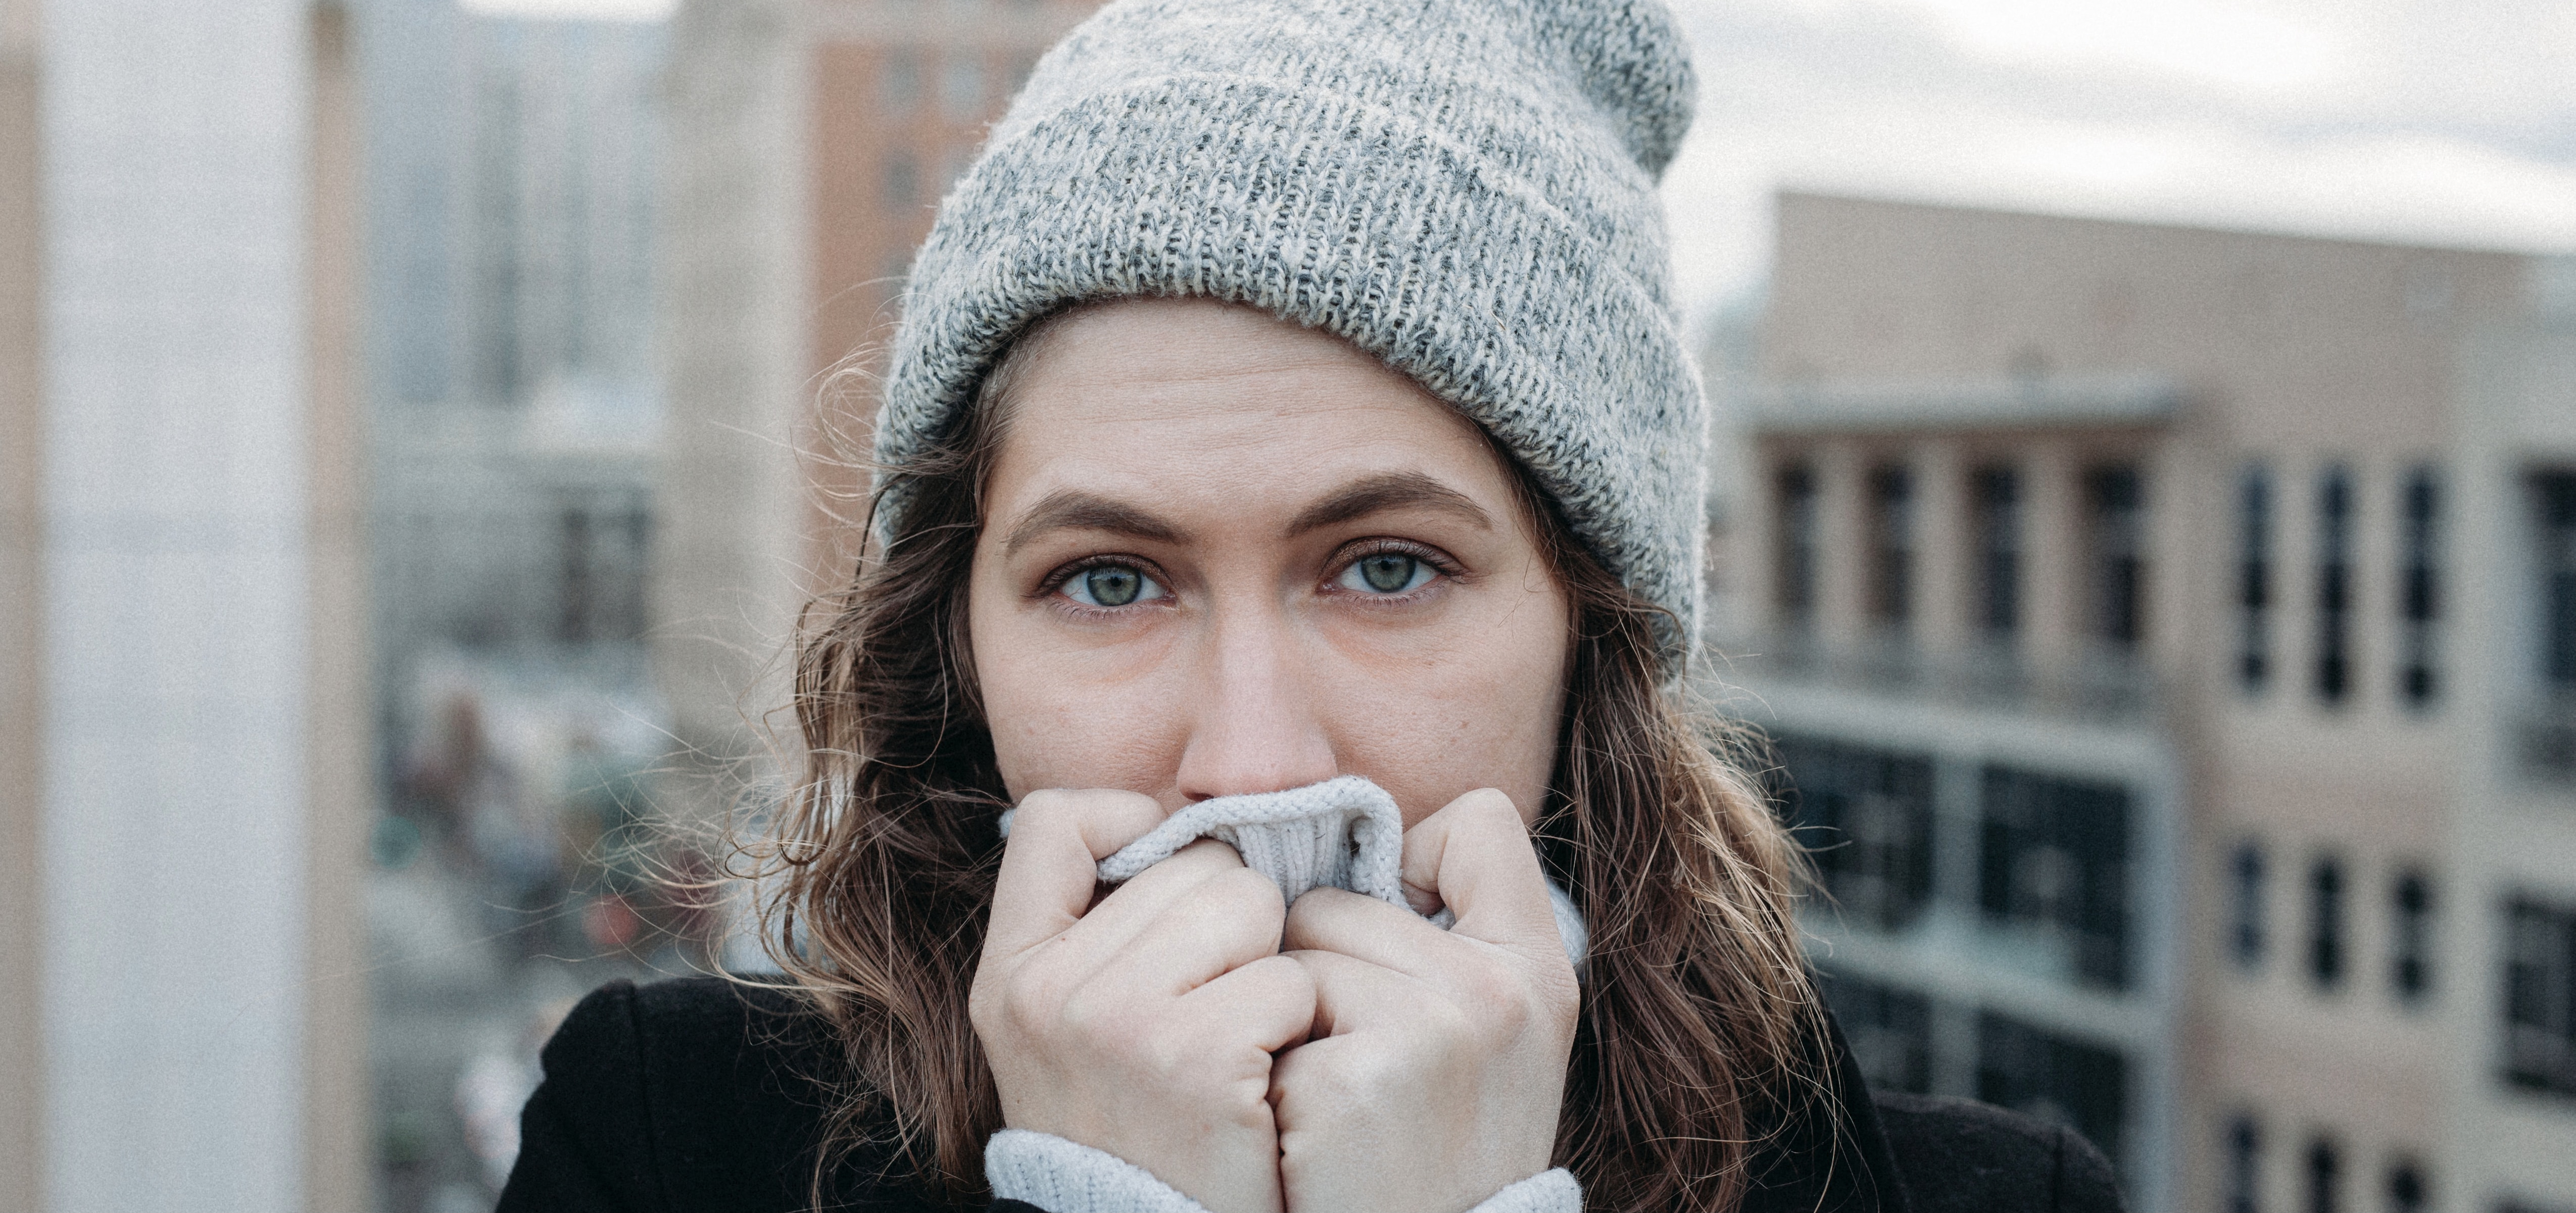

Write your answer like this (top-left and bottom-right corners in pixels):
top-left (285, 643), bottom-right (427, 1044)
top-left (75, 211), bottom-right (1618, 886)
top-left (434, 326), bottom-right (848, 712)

top-left (1715, 631), bottom-right (2159, 726)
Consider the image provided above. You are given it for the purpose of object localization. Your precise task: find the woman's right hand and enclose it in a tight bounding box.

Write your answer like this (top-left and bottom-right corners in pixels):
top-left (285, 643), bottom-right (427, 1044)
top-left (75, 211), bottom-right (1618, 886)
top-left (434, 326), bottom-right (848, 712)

top-left (970, 789), bottom-right (1318, 1213)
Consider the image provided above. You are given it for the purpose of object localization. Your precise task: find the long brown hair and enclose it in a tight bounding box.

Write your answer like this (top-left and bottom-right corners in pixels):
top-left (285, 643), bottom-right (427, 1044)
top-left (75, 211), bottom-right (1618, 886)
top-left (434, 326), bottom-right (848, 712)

top-left (744, 318), bottom-right (1825, 1212)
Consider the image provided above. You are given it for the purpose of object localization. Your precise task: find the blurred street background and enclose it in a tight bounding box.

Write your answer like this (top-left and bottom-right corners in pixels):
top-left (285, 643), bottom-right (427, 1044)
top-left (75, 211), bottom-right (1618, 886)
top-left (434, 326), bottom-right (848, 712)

top-left (1, 1), bottom-right (2572, 1210)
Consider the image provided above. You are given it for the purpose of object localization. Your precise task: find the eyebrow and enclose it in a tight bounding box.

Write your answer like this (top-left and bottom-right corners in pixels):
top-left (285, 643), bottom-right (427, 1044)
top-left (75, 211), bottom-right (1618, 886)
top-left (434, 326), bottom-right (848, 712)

top-left (1284, 471), bottom-right (1493, 537)
top-left (1000, 471), bottom-right (1494, 558)
top-left (1003, 491), bottom-right (1188, 556)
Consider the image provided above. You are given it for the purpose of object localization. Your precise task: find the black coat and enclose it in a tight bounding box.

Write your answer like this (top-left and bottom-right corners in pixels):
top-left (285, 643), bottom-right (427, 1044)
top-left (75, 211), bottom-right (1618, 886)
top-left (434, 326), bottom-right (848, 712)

top-left (499, 977), bottom-right (2122, 1213)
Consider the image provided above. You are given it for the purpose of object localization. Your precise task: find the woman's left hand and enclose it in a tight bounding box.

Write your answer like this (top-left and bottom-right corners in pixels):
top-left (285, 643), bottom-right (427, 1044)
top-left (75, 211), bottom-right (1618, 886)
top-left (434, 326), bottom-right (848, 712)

top-left (1268, 788), bottom-right (1579, 1213)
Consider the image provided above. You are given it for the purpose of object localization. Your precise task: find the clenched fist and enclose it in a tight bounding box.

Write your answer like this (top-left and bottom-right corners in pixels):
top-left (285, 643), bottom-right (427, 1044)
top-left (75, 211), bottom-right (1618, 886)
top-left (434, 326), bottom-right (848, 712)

top-left (1269, 789), bottom-right (1579, 1213)
top-left (970, 789), bottom-right (1317, 1213)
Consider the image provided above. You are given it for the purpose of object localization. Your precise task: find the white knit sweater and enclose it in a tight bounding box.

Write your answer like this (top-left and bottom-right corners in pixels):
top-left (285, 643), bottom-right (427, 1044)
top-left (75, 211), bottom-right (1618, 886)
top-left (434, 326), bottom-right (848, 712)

top-left (989, 778), bottom-right (1583, 1212)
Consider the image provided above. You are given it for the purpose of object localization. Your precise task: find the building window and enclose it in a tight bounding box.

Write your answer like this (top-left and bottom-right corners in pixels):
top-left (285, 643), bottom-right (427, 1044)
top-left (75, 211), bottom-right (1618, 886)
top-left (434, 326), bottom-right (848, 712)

top-left (1772, 735), bottom-right (1935, 931)
top-left (2542, 471), bottom-right (2576, 691)
top-left (2528, 472), bottom-right (2576, 782)
top-left (1776, 463), bottom-right (1819, 636)
top-left (1819, 969), bottom-right (1932, 1094)
top-left (2310, 854), bottom-right (2348, 990)
top-left (2315, 464), bottom-right (2356, 705)
top-left (2391, 867), bottom-right (2435, 1006)
top-left (2307, 1135), bottom-right (2342, 1213)
top-left (2384, 1156), bottom-right (2428, 1213)
top-left (2398, 466), bottom-right (2442, 708)
top-left (1980, 766), bottom-right (2131, 990)
top-left (2239, 463), bottom-right (2274, 693)
top-left (1976, 1012), bottom-right (2127, 1172)
top-left (2230, 841), bottom-right (2268, 971)
top-left (2085, 464), bottom-right (2147, 653)
top-left (556, 492), bottom-right (651, 644)
top-left (883, 152), bottom-right (921, 210)
top-left (2504, 894), bottom-right (2576, 1097)
top-left (939, 55), bottom-right (986, 120)
top-left (2224, 1113), bottom-right (2263, 1213)
top-left (1974, 465), bottom-right (2021, 643)
top-left (880, 49), bottom-right (921, 113)
top-left (1868, 463), bottom-right (1915, 636)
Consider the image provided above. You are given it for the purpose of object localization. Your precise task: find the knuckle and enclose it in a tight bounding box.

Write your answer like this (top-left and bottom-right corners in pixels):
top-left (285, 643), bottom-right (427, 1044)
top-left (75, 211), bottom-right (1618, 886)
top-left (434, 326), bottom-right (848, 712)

top-left (1461, 788), bottom-right (1524, 831)
top-left (1056, 980), bottom-right (1132, 1043)
top-left (1532, 959), bottom-right (1580, 1020)
top-left (1006, 789), bottom-right (1075, 834)
top-left (1212, 866), bottom-right (1287, 915)
top-left (1134, 1027), bottom-right (1191, 1078)
top-left (1419, 994), bottom-right (1481, 1045)
top-left (1332, 1040), bottom-right (1419, 1097)
top-left (1453, 962), bottom-right (1522, 1020)
top-left (998, 966), bottom-right (1078, 1041)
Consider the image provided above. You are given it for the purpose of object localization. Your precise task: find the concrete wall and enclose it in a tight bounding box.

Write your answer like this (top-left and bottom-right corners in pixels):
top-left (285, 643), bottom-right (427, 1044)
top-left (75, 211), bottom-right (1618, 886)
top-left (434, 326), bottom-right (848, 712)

top-left (302, 6), bottom-right (371, 1209)
top-left (33, 1), bottom-right (365, 1206)
top-left (654, 0), bottom-right (812, 784)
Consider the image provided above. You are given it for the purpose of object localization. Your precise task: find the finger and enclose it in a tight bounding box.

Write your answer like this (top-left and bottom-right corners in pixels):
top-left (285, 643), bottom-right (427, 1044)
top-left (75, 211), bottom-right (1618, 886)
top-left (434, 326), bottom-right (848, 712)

top-left (1060, 838), bottom-right (1253, 959)
top-left (1089, 860), bottom-right (1287, 995)
top-left (984, 788), bottom-right (1168, 958)
top-left (1282, 885), bottom-right (1486, 991)
top-left (1174, 952), bottom-right (1318, 1054)
top-left (1284, 947), bottom-right (1431, 1040)
top-left (1398, 789), bottom-right (1560, 958)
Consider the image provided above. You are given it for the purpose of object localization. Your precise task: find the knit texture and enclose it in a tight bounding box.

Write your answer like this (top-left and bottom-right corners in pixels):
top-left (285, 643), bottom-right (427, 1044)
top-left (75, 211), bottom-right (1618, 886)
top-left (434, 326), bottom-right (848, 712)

top-left (1479, 1168), bottom-right (1587, 1212)
top-left (998, 776), bottom-right (1588, 967)
top-left (872, 0), bottom-right (1710, 670)
top-left (984, 1130), bottom-right (1205, 1213)
top-left (985, 1130), bottom-right (1584, 1213)
top-left (1100, 775), bottom-right (1405, 906)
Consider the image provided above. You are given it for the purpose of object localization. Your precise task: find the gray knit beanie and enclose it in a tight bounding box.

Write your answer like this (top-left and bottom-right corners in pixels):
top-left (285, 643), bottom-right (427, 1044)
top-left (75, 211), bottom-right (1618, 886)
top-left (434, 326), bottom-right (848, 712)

top-left (873, 0), bottom-right (1708, 669)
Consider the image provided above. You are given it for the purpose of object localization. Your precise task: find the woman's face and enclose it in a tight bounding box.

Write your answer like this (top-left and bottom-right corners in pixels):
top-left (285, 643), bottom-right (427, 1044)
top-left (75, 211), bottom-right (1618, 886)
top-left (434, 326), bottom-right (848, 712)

top-left (966, 299), bottom-right (1571, 828)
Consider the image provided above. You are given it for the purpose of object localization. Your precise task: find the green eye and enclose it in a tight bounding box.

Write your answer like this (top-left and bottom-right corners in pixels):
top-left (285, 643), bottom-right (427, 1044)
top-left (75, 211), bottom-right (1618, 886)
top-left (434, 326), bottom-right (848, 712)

top-left (1350, 553), bottom-right (1428, 594)
top-left (1064, 563), bottom-right (1160, 607)
top-left (1084, 566), bottom-right (1141, 606)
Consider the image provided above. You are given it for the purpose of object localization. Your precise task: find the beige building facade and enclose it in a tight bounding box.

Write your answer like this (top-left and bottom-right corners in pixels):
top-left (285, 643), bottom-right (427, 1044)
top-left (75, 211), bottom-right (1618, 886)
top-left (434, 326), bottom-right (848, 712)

top-left (0, 2), bottom-right (369, 1208)
top-left (654, 0), bottom-right (1099, 783)
top-left (1721, 192), bottom-right (2576, 1213)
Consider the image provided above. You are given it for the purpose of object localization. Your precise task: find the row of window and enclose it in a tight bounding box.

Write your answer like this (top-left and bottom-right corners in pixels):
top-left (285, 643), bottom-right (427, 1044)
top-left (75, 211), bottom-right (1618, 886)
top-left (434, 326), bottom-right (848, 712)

top-left (2223, 1118), bottom-right (2576, 1213)
top-left (1773, 459), bottom-right (2150, 656)
top-left (874, 48), bottom-right (1039, 123)
top-left (2224, 844), bottom-right (2437, 1005)
top-left (2509, 896), bottom-right (2576, 1099)
top-left (2221, 1114), bottom-right (2428, 1213)
top-left (2223, 853), bottom-right (2576, 1099)
top-left (2233, 462), bottom-right (2446, 710)
top-left (879, 144), bottom-right (986, 213)
top-left (1825, 971), bottom-right (2130, 1177)
top-left (1772, 735), bottom-right (2133, 990)
top-left (2226, 868), bottom-right (2576, 1100)
top-left (1775, 461), bottom-right (2576, 721)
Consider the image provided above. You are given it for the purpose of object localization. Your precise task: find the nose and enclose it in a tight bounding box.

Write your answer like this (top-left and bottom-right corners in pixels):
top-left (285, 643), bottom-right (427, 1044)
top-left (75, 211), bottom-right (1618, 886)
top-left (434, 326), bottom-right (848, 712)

top-left (1172, 600), bottom-right (1338, 802)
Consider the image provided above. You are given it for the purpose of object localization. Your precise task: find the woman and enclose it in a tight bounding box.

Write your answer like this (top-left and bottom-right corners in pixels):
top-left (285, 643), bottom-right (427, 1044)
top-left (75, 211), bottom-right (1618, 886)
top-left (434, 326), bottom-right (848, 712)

top-left (500, 0), bottom-right (2122, 1210)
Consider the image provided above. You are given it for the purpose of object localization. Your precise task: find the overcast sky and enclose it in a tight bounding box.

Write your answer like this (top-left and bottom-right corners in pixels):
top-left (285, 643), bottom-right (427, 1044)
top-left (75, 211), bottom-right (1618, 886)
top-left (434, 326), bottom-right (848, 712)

top-left (1661, 0), bottom-right (2576, 319)
top-left (471, 0), bottom-right (2576, 325)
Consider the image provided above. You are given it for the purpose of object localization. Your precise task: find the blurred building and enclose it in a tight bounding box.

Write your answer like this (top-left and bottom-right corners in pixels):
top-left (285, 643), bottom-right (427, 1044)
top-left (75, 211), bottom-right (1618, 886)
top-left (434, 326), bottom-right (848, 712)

top-left (654, 0), bottom-right (1098, 793)
top-left (345, 4), bottom-right (679, 1208)
top-left (0, 2), bottom-right (370, 1210)
top-left (354, 0), bottom-right (666, 748)
top-left (1719, 192), bottom-right (2576, 1213)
